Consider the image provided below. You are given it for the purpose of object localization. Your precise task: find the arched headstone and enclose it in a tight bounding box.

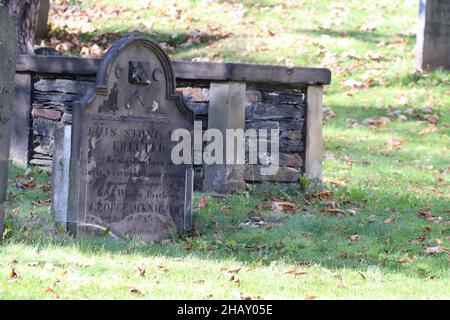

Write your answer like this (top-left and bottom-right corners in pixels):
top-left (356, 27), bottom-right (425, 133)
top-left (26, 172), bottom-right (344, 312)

top-left (65, 36), bottom-right (194, 242)
top-left (0, 6), bottom-right (17, 237)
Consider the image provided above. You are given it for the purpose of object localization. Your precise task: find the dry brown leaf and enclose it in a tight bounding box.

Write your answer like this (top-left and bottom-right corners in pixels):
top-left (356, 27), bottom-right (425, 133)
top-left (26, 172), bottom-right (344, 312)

top-left (321, 208), bottom-right (346, 216)
top-left (222, 267), bottom-right (241, 274)
top-left (422, 246), bottom-right (449, 255)
top-left (221, 206), bottom-right (231, 213)
top-left (323, 107), bottom-right (336, 120)
top-left (423, 114), bottom-right (439, 124)
top-left (228, 275), bottom-right (240, 284)
top-left (8, 268), bottom-right (19, 279)
top-left (276, 201), bottom-right (298, 214)
top-left (347, 234), bottom-right (361, 243)
top-left (137, 265), bottom-right (146, 278)
top-left (16, 178), bottom-right (36, 188)
top-left (158, 265), bottom-right (169, 273)
top-left (362, 116), bottom-right (390, 128)
top-left (193, 280), bottom-right (205, 284)
top-left (127, 286), bottom-right (142, 294)
top-left (417, 209), bottom-right (443, 222)
top-left (342, 79), bottom-right (365, 89)
top-left (420, 124), bottom-right (438, 135)
top-left (198, 195), bottom-right (209, 209)
top-left (309, 190), bottom-right (333, 199)
top-left (283, 270), bottom-right (308, 276)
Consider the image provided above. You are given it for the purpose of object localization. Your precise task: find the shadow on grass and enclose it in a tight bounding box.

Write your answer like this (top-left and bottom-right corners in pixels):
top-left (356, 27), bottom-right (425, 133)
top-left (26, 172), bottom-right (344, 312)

top-left (3, 101), bottom-right (449, 279)
top-left (295, 28), bottom-right (415, 44)
top-left (44, 26), bottom-right (225, 58)
top-left (3, 179), bottom-right (449, 280)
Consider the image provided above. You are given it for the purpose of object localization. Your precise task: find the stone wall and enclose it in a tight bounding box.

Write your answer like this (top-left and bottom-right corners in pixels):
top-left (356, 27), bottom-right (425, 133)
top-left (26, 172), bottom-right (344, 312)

top-left (29, 76), bottom-right (306, 187)
top-left (15, 54), bottom-right (330, 191)
top-left (30, 76), bottom-right (93, 166)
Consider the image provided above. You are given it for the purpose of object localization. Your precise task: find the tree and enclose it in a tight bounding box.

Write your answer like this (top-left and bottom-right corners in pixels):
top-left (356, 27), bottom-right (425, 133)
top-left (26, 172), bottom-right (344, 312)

top-left (1, 0), bottom-right (43, 54)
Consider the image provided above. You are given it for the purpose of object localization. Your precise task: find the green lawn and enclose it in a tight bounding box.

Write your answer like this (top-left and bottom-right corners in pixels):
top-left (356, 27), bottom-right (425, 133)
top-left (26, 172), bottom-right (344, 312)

top-left (1, 0), bottom-right (449, 299)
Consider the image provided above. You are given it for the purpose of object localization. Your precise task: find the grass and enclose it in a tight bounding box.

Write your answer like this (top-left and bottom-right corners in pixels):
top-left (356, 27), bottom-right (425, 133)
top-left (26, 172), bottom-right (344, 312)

top-left (1, 0), bottom-right (449, 299)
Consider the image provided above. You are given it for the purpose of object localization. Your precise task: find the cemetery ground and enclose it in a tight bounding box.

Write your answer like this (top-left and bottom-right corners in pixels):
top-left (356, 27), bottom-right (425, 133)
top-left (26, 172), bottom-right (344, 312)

top-left (1, 0), bottom-right (449, 299)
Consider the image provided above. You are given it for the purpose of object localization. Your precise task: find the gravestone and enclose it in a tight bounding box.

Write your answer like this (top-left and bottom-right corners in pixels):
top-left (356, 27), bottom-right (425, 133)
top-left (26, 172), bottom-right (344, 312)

top-left (416, 0), bottom-right (450, 71)
top-left (61, 36), bottom-right (194, 242)
top-left (0, 6), bottom-right (17, 238)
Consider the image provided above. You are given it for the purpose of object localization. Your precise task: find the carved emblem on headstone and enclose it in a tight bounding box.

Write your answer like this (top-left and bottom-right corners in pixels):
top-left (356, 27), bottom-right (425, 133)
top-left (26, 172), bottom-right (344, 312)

top-left (128, 61), bottom-right (152, 85)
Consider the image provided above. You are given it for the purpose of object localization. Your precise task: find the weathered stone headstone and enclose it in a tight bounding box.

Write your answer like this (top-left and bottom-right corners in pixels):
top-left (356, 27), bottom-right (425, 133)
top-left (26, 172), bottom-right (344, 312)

top-left (35, 0), bottom-right (50, 40)
top-left (60, 36), bottom-right (194, 242)
top-left (203, 82), bottom-right (246, 194)
top-left (52, 125), bottom-right (71, 225)
top-left (0, 6), bottom-right (17, 238)
top-left (416, 0), bottom-right (450, 71)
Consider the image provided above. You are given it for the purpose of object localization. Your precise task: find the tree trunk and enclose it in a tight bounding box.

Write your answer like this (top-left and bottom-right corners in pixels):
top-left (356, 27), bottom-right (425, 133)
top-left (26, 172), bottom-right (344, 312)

top-left (3, 0), bottom-right (42, 54)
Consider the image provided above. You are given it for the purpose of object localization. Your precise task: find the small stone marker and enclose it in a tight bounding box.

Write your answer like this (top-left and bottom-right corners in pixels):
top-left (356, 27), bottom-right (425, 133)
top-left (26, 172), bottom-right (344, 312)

top-left (0, 6), bottom-right (17, 238)
top-left (61, 36), bottom-right (194, 242)
top-left (52, 125), bottom-right (71, 225)
top-left (416, 0), bottom-right (450, 71)
top-left (203, 82), bottom-right (246, 194)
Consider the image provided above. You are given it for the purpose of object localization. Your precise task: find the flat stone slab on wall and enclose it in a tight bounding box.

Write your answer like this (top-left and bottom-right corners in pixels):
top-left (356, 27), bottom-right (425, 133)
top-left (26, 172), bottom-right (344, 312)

top-left (0, 6), bottom-right (17, 237)
top-left (64, 36), bottom-right (194, 242)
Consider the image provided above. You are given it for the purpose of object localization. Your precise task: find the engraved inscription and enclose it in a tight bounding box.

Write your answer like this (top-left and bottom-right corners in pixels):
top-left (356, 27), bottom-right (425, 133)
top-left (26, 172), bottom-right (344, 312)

top-left (83, 121), bottom-right (189, 236)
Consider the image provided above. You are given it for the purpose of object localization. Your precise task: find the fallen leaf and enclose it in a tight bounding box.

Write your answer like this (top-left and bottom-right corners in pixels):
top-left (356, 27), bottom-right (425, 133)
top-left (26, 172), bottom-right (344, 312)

top-left (347, 234), bottom-right (361, 243)
top-left (8, 268), bottom-right (19, 279)
top-left (342, 79), bottom-right (365, 89)
top-left (284, 270), bottom-right (308, 276)
top-left (24, 168), bottom-right (33, 177)
top-left (221, 206), bottom-right (231, 213)
top-left (423, 114), bottom-right (439, 124)
top-left (323, 107), bottom-right (336, 120)
top-left (384, 217), bottom-right (396, 223)
top-left (16, 178), bottom-right (35, 188)
top-left (228, 275), bottom-right (240, 284)
top-left (296, 260), bottom-right (315, 267)
top-left (420, 124), bottom-right (437, 135)
top-left (158, 265), bottom-right (169, 273)
top-left (137, 265), bottom-right (146, 278)
top-left (385, 136), bottom-right (404, 151)
top-left (127, 286), bottom-right (142, 294)
top-left (362, 116), bottom-right (390, 128)
top-left (193, 280), bottom-right (205, 284)
top-left (417, 209), bottom-right (442, 222)
top-left (222, 267), bottom-right (241, 274)
top-left (274, 201), bottom-right (297, 214)
top-left (422, 246), bottom-right (449, 255)
top-left (321, 208), bottom-right (346, 216)
top-left (271, 201), bottom-right (283, 213)
top-left (309, 190), bottom-right (333, 199)
top-left (198, 195), bottom-right (209, 209)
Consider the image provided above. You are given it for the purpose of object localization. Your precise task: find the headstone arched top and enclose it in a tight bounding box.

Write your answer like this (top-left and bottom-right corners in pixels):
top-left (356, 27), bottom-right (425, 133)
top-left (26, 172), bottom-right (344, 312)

top-left (86, 36), bottom-right (193, 121)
